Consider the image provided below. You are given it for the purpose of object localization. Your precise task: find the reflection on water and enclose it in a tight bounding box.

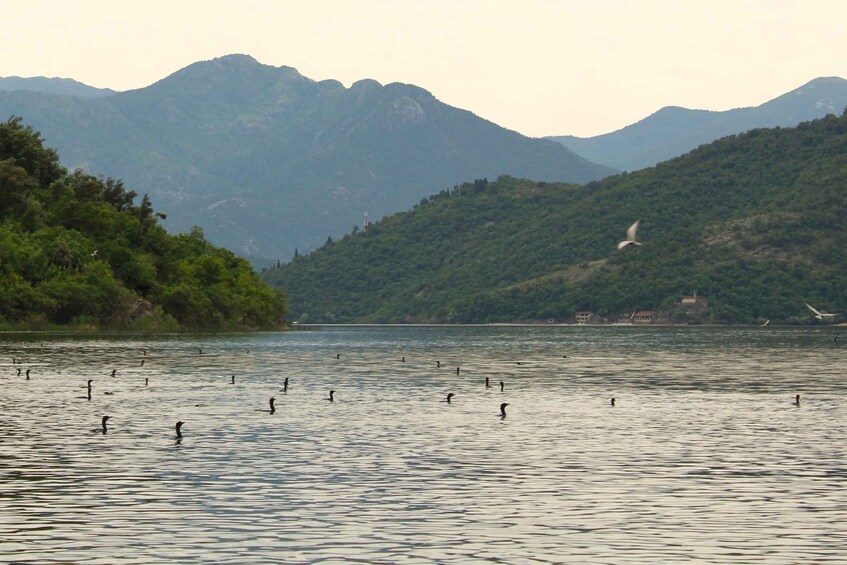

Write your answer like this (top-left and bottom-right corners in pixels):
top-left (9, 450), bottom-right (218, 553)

top-left (1, 326), bottom-right (846, 563)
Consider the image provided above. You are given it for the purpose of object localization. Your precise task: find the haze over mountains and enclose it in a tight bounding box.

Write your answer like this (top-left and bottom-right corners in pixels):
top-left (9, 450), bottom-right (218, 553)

top-left (0, 54), bottom-right (612, 263)
top-left (547, 77), bottom-right (847, 171)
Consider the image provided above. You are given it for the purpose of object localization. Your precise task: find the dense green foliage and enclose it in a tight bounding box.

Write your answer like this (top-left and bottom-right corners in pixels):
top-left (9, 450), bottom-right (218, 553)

top-left (0, 55), bottom-right (613, 265)
top-left (265, 113), bottom-right (847, 324)
top-left (0, 117), bottom-right (285, 330)
top-left (549, 77), bottom-right (847, 171)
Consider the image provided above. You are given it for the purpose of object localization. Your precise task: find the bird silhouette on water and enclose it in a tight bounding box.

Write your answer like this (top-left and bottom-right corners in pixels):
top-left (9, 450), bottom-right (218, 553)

top-left (231, 375), bottom-right (236, 384)
top-left (446, 393), bottom-right (455, 404)
top-left (175, 421), bottom-right (184, 438)
top-left (95, 415), bottom-right (110, 434)
top-left (16, 368), bottom-right (21, 376)
top-left (25, 369), bottom-right (30, 380)
top-left (456, 367), bottom-right (460, 375)
top-left (499, 381), bottom-right (504, 392)
top-left (282, 377), bottom-right (288, 392)
top-left (267, 397), bottom-right (276, 414)
top-left (111, 369), bottom-right (117, 377)
top-left (327, 390), bottom-right (335, 402)
top-left (139, 359), bottom-right (144, 367)
top-left (485, 377), bottom-right (491, 389)
top-left (793, 394), bottom-right (801, 407)
top-left (335, 353), bottom-right (341, 359)
top-left (145, 378), bottom-right (149, 386)
top-left (610, 398), bottom-right (616, 407)
top-left (500, 403), bottom-right (509, 418)
top-left (437, 361), bottom-right (441, 368)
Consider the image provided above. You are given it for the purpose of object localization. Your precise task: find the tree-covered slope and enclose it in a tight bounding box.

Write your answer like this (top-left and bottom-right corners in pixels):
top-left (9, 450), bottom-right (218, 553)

top-left (0, 118), bottom-right (285, 330)
top-left (0, 55), bottom-right (614, 264)
top-left (548, 77), bottom-right (847, 171)
top-left (265, 113), bottom-right (847, 324)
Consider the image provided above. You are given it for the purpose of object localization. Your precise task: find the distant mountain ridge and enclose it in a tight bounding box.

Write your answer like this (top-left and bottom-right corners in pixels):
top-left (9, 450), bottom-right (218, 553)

top-left (0, 54), bottom-right (613, 263)
top-left (0, 76), bottom-right (116, 98)
top-left (548, 77), bottom-right (847, 171)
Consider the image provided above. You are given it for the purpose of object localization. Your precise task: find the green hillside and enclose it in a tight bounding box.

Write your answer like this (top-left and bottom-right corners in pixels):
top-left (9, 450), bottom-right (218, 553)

top-left (0, 118), bottom-right (285, 330)
top-left (264, 112), bottom-right (847, 324)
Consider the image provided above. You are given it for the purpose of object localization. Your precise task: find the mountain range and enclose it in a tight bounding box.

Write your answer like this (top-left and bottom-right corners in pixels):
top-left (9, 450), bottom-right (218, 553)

top-left (0, 76), bottom-right (116, 98)
top-left (547, 77), bottom-right (847, 171)
top-left (265, 112), bottom-right (847, 324)
top-left (0, 55), bottom-right (612, 264)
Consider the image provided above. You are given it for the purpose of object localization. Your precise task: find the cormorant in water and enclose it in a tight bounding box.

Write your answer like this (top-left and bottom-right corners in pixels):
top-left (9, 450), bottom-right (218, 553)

top-left (336, 353), bottom-right (341, 359)
top-left (111, 369), bottom-right (117, 377)
top-left (98, 415), bottom-right (110, 434)
top-left (145, 377), bottom-right (148, 386)
top-left (175, 421), bottom-right (184, 438)
top-left (611, 398), bottom-right (616, 407)
top-left (793, 394), bottom-right (801, 407)
top-left (231, 375), bottom-right (236, 384)
top-left (500, 403), bottom-right (509, 418)
top-left (446, 393), bottom-right (455, 403)
top-left (268, 397), bottom-right (276, 414)
top-left (437, 361), bottom-right (441, 368)
top-left (25, 369), bottom-right (30, 379)
top-left (485, 377), bottom-right (491, 388)
top-left (282, 377), bottom-right (288, 392)
top-left (456, 367), bottom-right (460, 375)
top-left (87, 379), bottom-right (93, 388)
top-left (499, 381), bottom-right (504, 392)
top-left (140, 359), bottom-right (144, 367)
top-left (327, 390), bottom-right (335, 402)
top-left (16, 368), bottom-right (21, 376)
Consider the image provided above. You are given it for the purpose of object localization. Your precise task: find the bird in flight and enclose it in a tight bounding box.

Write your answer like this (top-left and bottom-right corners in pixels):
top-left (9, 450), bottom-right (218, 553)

top-left (617, 220), bottom-right (641, 249)
top-left (806, 303), bottom-right (837, 320)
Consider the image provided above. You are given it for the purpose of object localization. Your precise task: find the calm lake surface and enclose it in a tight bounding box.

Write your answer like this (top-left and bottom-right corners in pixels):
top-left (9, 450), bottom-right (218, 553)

top-left (1, 325), bottom-right (845, 563)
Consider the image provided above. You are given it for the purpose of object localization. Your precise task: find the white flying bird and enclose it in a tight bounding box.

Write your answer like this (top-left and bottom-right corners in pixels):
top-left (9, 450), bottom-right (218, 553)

top-left (617, 220), bottom-right (641, 249)
top-left (759, 319), bottom-right (769, 327)
top-left (806, 303), bottom-right (837, 320)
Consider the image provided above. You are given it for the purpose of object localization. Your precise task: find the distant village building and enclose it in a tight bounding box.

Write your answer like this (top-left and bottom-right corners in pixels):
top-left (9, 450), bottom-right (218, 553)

top-left (575, 311), bottom-right (593, 324)
top-left (681, 291), bottom-right (706, 306)
top-left (633, 311), bottom-right (657, 323)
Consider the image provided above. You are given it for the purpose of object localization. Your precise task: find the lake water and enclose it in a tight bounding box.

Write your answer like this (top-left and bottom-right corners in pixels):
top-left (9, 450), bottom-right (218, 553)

top-left (1, 325), bottom-right (846, 563)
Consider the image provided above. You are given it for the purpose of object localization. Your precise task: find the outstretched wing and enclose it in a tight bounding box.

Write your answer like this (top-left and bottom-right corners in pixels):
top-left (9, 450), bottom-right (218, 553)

top-left (806, 303), bottom-right (822, 316)
top-left (626, 220), bottom-right (640, 242)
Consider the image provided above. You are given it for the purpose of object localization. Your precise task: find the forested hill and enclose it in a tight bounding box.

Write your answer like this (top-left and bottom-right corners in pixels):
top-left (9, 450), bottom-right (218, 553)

top-left (264, 112), bottom-right (847, 324)
top-left (0, 118), bottom-right (285, 330)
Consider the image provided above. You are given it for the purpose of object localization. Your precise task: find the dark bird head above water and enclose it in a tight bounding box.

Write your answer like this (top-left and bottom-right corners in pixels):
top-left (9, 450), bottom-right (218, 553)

top-left (101, 415), bottom-right (111, 431)
top-left (436, 361), bottom-right (441, 368)
top-left (401, 356), bottom-right (405, 363)
top-left (16, 368), bottom-right (21, 376)
top-left (269, 397), bottom-right (276, 413)
top-left (87, 379), bottom-right (93, 387)
top-left (485, 377), bottom-right (490, 388)
top-left (26, 369), bottom-right (30, 379)
top-left (456, 367), bottom-right (460, 375)
top-left (145, 378), bottom-right (148, 386)
top-left (139, 359), bottom-right (144, 367)
top-left (111, 369), bottom-right (116, 377)
top-left (231, 375), bottom-right (236, 384)
top-left (328, 390), bottom-right (335, 402)
top-left (500, 403), bottom-right (509, 417)
top-left (336, 353), bottom-right (341, 359)
top-left (446, 393), bottom-right (454, 403)
top-left (175, 421), bottom-right (184, 438)
top-left (499, 381), bottom-right (504, 392)
top-left (611, 397), bottom-right (616, 407)
top-left (794, 394), bottom-right (800, 406)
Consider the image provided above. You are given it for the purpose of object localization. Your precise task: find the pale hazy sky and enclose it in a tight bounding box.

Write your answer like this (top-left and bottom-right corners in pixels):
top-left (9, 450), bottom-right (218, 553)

top-left (2, 0), bottom-right (846, 137)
